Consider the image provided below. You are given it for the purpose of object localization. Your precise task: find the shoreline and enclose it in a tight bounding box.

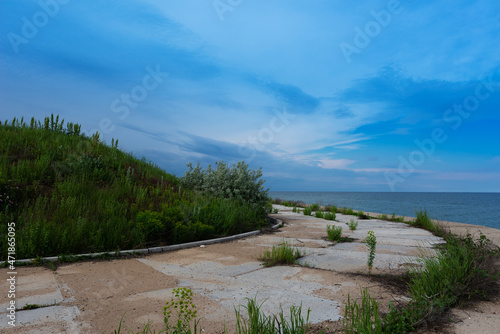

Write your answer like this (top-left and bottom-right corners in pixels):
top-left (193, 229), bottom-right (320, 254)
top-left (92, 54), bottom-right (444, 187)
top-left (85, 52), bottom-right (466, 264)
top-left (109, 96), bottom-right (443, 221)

top-left (357, 209), bottom-right (500, 246)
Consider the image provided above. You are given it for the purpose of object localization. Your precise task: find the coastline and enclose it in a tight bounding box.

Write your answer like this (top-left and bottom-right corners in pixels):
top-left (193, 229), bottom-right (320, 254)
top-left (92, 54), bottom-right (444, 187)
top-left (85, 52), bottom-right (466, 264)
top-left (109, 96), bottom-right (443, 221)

top-left (358, 210), bottom-right (500, 246)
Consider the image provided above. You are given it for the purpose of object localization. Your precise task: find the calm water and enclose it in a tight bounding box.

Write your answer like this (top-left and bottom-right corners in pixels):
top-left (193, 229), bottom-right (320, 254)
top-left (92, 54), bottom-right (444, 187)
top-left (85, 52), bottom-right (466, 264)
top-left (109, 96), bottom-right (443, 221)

top-left (269, 192), bottom-right (500, 230)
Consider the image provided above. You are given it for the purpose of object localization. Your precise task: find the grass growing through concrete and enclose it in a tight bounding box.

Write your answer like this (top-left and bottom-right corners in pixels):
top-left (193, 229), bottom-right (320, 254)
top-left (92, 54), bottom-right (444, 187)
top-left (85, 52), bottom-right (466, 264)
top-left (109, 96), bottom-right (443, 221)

top-left (344, 216), bottom-right (500, 333)
top-left (347, 219), bottom-right (358, 230)
top-left (366, 231), bottom-right (377, 275)
top-left (232, 298), bottom-right (313, 334)
top-left (343, 288), bottom-right (383, 334)
top-left (259, 240), bottom-right (305, 267)
top-left (326, 225), bottom-right (343, 242)
top-left (114, 291), bottom-right (315, 334)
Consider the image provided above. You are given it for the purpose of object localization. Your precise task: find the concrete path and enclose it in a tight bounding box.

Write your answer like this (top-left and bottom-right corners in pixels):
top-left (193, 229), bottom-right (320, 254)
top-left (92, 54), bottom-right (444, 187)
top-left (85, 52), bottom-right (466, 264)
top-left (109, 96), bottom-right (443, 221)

top-left (1, 205), bottom-right (495, 333)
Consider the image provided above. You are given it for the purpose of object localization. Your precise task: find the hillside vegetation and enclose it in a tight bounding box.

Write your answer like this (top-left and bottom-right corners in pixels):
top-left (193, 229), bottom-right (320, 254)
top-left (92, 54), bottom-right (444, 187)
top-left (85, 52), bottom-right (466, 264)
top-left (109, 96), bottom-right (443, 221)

top-left (0, 115), bottom-right (269, 260)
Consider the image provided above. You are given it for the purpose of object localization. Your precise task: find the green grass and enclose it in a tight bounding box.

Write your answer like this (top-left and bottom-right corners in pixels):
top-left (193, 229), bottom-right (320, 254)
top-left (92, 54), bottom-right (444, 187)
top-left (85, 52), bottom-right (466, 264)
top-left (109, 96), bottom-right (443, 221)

top-left (259, 240), bottom-right (305, 267)
top-left (326, 225), bottom-right (342, 242)
top-left (343, 288), bottom-right (383, 334)
top-left (309, 203), bottom-right (320, 211)
top-left (339, 207), bottom-right (355, 215)
top-left (323, 212), bottom-right (336, 221)
top-left (0, 116), bottom-right (267, 260)
top-left (303, 207), bottom-right (312, 216)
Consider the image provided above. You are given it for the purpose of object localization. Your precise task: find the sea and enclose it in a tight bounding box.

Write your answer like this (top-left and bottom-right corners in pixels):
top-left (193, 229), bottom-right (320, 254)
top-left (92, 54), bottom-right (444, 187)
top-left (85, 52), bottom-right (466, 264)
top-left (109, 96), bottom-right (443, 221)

top-left (269, 192), bottom-right (500, 230)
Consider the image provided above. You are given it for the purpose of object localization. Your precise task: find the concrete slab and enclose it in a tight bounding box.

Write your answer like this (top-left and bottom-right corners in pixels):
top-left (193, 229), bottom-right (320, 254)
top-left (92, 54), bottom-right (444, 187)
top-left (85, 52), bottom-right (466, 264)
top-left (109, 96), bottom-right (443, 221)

top-left (1, 205), bottom-right (467, 333)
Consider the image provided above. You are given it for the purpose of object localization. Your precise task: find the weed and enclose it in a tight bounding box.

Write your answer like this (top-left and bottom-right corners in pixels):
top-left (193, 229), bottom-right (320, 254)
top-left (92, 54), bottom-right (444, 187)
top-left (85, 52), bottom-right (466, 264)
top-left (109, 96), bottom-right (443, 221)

top-left (347, 219), bottom-right (358, 231)
top-left (326, 225), bottom-right (342, 242)
top-left (273, 208), bottom-right (279, 214)
top-left (366, 231), bottom-right (376, 275)
top-left (303, 207), bottom-right (312, 216)
top-left (343, 288), bottom-right (383, 334)
top-left (164, 287), bottom-right (200, 334)
top-left (259, 240), bottom-right (305, 267)
top-left (315, 211), bottom-right (324, 218)
top-left (292, 206), bottom-right (297, 212)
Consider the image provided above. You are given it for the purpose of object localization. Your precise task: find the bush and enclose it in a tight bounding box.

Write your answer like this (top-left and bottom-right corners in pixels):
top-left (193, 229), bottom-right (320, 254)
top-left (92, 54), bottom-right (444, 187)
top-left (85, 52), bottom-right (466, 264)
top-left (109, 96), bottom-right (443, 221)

top-left (315, 211), bottom-right (324, 218)
top-left (181, 161), bottom-right (270, 213)
top-left (303, 207), bottom-right (312, 216)
top-left (326, 225), bottom-right (342, 242)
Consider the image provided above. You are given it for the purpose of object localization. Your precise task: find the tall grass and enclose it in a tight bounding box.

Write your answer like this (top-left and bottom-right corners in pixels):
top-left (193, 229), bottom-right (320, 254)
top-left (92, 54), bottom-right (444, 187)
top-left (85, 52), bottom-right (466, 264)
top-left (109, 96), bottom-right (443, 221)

top-left (0, 116), bottom-right (267, 260)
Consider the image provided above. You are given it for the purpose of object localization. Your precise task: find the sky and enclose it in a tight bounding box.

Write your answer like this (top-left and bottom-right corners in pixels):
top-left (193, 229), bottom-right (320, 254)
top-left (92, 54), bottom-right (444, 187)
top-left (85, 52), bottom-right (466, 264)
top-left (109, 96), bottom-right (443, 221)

top-left (1, 0), bottom-right (500, 192)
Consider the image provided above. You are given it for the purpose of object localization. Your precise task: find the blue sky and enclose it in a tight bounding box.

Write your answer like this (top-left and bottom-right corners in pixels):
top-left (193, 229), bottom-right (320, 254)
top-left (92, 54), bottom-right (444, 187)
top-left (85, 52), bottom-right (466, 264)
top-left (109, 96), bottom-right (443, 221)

top-left (1, 0), bottom-right (500, 192)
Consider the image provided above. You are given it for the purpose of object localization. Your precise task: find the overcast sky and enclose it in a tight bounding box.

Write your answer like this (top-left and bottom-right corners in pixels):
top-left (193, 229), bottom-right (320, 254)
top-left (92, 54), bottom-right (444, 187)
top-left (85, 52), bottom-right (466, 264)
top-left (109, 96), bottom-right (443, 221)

top-left (1, 0), bottom-right (500, 192)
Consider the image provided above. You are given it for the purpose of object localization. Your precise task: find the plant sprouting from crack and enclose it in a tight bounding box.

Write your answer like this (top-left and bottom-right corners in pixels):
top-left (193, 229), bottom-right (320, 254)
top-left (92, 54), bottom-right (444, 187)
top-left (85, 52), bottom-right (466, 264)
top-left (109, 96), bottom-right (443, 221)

top-left (366, 230), bottom-right (377, 275)
top-left (163, 287), bottom-right (200, 334)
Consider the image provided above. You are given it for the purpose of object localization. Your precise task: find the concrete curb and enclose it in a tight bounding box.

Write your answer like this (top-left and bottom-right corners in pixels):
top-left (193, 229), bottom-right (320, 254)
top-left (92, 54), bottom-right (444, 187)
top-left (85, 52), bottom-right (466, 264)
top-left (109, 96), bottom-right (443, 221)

top-left (3, 217), bottom-right (283, 266)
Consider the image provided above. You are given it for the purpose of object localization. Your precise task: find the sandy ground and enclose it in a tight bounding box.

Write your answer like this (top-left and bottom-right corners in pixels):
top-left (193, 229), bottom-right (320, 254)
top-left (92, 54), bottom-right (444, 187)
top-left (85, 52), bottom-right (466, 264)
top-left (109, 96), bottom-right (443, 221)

top-left (1, 207), bottom-right (499, 333)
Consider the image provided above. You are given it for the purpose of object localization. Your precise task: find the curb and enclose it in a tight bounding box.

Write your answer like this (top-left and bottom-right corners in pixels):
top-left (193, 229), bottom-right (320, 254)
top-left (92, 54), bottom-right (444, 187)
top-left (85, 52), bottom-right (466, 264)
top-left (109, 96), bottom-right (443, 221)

top-left (3, 217), bottom-right (283, 266)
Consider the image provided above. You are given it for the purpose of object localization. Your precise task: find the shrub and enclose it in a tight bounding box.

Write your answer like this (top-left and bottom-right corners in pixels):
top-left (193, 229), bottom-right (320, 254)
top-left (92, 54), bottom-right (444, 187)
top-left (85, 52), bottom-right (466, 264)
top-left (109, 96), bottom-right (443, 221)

top-left (181, 161), bottom-right (270, 213)
top-left (292, 206), bottom-right (297, 212)
top-left (303, 207), bottom-right (312, 216)
top-left (273, 208), bottom-right (279, 214)
top-left (326, 225), bottom-right (342, 242)
top-left (314, 211), bottom-right (324, 218)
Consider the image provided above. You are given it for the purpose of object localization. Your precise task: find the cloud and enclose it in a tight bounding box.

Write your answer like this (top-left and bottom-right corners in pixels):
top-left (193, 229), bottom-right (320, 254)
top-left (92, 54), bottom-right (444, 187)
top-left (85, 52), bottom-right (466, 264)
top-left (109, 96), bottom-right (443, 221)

top-left (318, 159), bottom-right (355, 170)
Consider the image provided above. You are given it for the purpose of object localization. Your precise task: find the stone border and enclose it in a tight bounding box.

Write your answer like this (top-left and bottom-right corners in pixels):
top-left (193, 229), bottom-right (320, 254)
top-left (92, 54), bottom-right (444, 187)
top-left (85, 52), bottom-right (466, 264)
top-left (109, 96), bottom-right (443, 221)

top-left (2, 217), bottom-right (283, 265)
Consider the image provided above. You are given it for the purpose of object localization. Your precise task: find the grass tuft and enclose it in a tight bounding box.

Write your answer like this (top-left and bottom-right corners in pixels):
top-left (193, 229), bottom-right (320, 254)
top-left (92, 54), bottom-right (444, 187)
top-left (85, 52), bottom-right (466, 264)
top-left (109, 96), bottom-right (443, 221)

top-left (326, 225), bottom-right (342, 242)
top-left (259, 240), bottom-right (305, 267)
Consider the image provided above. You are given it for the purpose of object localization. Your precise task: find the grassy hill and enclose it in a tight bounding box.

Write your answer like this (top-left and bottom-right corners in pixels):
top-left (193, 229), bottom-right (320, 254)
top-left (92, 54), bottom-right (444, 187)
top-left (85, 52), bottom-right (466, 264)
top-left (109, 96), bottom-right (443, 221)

top-left (0, 115), bottom-right (268, 260)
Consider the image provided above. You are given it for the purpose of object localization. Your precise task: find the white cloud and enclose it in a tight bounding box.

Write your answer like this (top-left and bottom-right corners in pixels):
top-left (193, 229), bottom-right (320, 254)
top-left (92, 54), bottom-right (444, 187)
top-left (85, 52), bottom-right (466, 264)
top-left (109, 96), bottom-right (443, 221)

top-left (318, 159), bottom-right (355, 170)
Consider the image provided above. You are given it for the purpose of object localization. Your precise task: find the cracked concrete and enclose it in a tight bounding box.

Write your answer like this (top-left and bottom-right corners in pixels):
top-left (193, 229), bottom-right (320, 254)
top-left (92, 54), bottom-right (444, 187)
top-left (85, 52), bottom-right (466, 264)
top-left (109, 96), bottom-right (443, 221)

top-left (1, 205), bottom-right (498, 333)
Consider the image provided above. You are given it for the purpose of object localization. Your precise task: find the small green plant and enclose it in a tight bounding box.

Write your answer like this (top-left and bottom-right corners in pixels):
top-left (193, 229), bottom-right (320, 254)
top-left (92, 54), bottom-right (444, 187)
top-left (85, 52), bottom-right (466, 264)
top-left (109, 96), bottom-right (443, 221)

top-left (273, 208), bottom-right (279, 214)
top-left (303, 207), bottom-right (312, 216)
top-left (314, 211), bottom-right (324, 218)
top-left (326, 225), bottom-right (342, 242)
top-left (259, 240), bottom-right (305, 267)
top-left (347, 219), bottom-right (358, 231)
top-left (292, 206), bottom-right (297, 212)
top-left (22, 303), bottom-right (41, 310)
top-left (366, 231), bottom-right (377, 275)
top-left (323, 212), bottom-right (336, 221)
top-left (163, 287), bottom-right (200, 334)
